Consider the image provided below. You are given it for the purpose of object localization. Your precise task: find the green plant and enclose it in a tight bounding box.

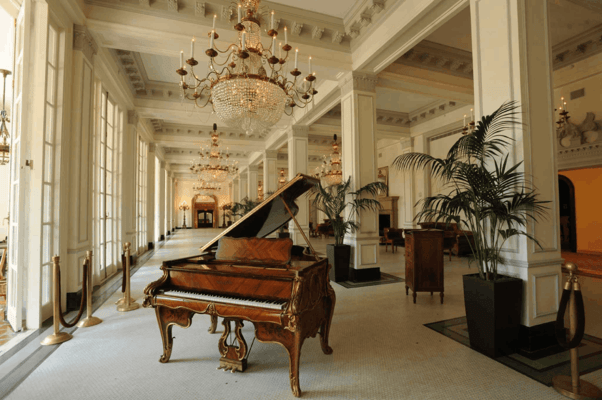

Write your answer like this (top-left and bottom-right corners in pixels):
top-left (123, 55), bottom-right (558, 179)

top-left (229, 196), bottom-right (261, 218)
top-left (392, 102), bottom-right (548, 281)
top-left (312, 177), bottom-right (387, 246)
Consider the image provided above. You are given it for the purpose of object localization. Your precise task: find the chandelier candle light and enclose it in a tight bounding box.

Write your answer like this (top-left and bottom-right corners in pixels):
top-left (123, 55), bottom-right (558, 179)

top-left (462, 108), bottom-right (475, 135)
top-left (556, 96), bottom-right (570, 130)
top-left (190, 123), bottom-right (239, 182)
top-left (193, 178), bottom-right (222, 196)
top-left (317, 134), bottom-right (342, 186)
top-left (177, 0), bottom-right (318, 136)
top-left (278, 168), bottom-right (287, 188)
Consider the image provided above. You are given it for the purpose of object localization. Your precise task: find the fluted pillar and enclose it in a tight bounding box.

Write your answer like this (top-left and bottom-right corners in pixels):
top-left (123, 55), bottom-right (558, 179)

top-left (287, 126), bottom-right (309, 245)
top-left (146, 143), bottom-right (156, 249)
top-left (263, 150), bottom-right (279, 195)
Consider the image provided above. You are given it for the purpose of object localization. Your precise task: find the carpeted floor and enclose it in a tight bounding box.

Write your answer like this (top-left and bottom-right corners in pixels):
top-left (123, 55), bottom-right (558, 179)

top-left (561, 251), bottom-right (602, 279)
top-left (1, 230), bottom-right (601, 399)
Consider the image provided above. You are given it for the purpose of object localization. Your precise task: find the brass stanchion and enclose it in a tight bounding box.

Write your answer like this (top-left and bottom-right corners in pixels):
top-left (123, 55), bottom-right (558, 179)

top-left (117, 242), bottom-right (140, 312)
top-left (115, 249), bottom-right (134, 305)
top-left (553, 262), bottom-right (602, 400)
top-left (41, 256), bottom-right (73, 345)
top-left (77, 251), bottom-right (102, 328)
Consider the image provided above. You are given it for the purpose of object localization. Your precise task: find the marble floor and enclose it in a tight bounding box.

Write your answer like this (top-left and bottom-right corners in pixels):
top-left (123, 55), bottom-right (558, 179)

top-left (0, 228), bottom-right (601, 399)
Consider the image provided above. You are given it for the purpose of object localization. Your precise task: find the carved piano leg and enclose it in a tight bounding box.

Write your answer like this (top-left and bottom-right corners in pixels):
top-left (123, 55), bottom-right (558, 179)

top-left (155, 306), bottom-right (193, 363)
top-left (208, 315), bottom-right (218, 333)
top-left (319, 287), bottom-right (336, 355)
top-left (288, 331), bottom-right (304, 398)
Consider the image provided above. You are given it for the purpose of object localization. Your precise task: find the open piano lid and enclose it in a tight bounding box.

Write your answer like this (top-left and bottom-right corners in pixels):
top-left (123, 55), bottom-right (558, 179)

top-left (200, 173), bottom-right (319, 253)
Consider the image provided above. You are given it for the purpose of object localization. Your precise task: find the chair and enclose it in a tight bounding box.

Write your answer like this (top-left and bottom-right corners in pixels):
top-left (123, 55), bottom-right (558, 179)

top-left (418, 222), bottom-right (474, 260)
top-left (383, 228), bottom-right (405, 253)
top-left (308, 222), bottom-right (318, 238)
top-left (0, 248), bottom-right (7, 303)
top-left (316, 220), bottom-right (334, 238)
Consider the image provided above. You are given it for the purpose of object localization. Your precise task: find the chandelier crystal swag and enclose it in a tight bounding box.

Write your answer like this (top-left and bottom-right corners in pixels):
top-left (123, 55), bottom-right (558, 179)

top-left (193, 178), bottom-right (222, 196)
top-left (177, 0), bottom-right (318, 136)
top-left (316, 134), bottom-right (342, 186)
top-left (190, 123), bottom-right (239, 183)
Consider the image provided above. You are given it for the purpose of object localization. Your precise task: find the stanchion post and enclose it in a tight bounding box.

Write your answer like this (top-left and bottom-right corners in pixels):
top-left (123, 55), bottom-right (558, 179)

top-left (77, 251), bottom-right (102, 328)
top-left (117, 242), bottom-right (140, 312)
top-left (115, 248), bottom-right (134, 305)
top-left (41, 256), bottom-right (73, 345)
top-left (553, 262), bottom-right (602, 400)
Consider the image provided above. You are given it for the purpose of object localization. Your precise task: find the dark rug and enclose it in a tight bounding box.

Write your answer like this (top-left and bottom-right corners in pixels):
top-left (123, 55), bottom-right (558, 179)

top-left (425, 316), bottom-right (602, 386)
top-left (335, 273), bottom-right (404, 289)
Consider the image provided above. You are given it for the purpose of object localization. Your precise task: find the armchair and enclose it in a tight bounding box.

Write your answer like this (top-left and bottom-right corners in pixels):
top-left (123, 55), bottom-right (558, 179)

top-left (383, 227), bottom-right (405, 253)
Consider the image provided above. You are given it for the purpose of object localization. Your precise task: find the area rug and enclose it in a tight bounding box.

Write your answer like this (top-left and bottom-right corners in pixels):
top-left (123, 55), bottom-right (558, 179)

top-left (561, 251), bottom-right (602, 280)
top-left (425, 316), bottom-right (602, 386)
top-left (335, 273), bottom-right (404, 289)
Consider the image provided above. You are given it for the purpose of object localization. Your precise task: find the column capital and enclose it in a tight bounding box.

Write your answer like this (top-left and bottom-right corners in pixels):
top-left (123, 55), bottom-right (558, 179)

top-left (338, 71), bottom-right (378, 95)
top-left (73, 25), bottom-right (98, 63)
top-left (288, 125), bottom-right (309, 139)
top-left (127, 110), bottom-right (139, 126)
top-left (149, 143), bottom-right (156, 152)
top-left (248, 164), bottom-right (259, 172)
top-left (264, 149), bottom-right (279, 159)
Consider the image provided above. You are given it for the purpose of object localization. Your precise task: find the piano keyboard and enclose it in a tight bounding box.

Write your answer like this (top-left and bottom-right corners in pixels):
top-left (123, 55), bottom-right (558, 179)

top-left (159, 290), bottom-right (288, 311)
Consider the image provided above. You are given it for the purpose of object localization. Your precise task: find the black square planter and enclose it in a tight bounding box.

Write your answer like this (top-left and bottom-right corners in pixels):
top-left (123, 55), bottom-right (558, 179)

top-left (326, 244), bottom-right (350, 282)
top-left (463, 273), bottom-right (523, 358)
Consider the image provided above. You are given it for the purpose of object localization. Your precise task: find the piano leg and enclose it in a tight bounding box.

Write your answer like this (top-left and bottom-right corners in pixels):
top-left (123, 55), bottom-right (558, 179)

top-left (319, 289), bottom-right (336, 355)
top-left (208, 315), bottom-right (218, 333)
top-left (254, 322), bottom-right (303, 397)
top-left (155, 306), bottom-right (194, 363)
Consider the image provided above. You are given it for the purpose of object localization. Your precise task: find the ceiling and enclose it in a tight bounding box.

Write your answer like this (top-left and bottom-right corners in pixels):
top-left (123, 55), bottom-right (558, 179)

top-left (139, 53), bottom-right (184, 84)
top-left (270, 0), bottom-right (355, 19)
top-left (426, 1), bottom-right (602, 52)
top-left (375, 87), bottom-right (439, 114)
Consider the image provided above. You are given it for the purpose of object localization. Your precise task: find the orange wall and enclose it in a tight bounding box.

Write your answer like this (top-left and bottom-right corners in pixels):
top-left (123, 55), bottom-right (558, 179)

top-left (559, 168), bottom-right (602, 254)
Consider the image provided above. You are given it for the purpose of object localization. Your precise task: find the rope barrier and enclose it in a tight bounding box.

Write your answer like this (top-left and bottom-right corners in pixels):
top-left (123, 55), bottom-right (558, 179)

top-left (552, 262), bottom-right (602, 399)
top-left (57, 258), bottom-right (88, 328)
top-left (116, 242), bottom-right (140, 312)
top-left (77, 251), bottom-right (102, 328)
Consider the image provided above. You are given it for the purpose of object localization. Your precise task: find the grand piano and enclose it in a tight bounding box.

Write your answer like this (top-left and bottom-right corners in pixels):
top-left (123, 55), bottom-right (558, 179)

top-left (143, 174), bottom-right (336, 397)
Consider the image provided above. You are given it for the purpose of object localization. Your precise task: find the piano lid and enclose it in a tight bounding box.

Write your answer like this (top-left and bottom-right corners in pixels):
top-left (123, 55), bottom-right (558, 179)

top-left (200, 173), bottom-right (319, 252)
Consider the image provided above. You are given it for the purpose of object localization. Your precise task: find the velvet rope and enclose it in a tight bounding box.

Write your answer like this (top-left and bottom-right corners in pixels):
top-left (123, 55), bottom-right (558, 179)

top-left (121, 253), bottom-right (126, 293)
top-left (57, 259), bottom-right (88, 328)
top-left (555, 288), bottom-right (586, 349)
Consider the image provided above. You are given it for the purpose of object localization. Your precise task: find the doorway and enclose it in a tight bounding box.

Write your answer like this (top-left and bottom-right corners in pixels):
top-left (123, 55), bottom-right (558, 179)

top-left (197, 210), bottom-right (214, 228)
top-left (558, 175), bottom-right (577, 253)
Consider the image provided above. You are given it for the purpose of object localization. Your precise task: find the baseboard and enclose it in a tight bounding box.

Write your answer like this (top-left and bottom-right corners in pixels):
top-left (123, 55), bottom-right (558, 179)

top-left (66, 289), bottom-right (83, 312)
top-left (348, 267), bottom-right (381, 282)
top-left (575, 250), bottom-right (602, 256)
top-left (517, 321), bottom-right (561, 359)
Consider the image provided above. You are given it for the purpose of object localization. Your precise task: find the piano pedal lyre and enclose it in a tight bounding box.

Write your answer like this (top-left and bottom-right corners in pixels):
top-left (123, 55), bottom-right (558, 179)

top-left (218, 318), bottom-right (248, 373)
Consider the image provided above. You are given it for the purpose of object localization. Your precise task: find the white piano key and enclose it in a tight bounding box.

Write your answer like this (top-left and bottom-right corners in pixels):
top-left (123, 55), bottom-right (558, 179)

top-left (159, 290), bottom-right (287, 310)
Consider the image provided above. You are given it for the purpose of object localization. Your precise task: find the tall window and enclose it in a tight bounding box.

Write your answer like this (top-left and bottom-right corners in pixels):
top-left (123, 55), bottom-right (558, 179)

top-left (41, 22), bottom-right (63, 314)
top-left (95, 89), bottom-right (121, 280)
top-left (137, 137), bottom-right (147, 252)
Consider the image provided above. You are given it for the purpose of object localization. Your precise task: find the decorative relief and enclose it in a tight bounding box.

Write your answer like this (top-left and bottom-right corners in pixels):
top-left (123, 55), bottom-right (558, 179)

top-left (397, 41), bottom-right (473, 79)
top-left (113, 49), bottom-right (147, 96)
top-left (311, 26), bottom-right (324, 40)
top-left (332, 31), bottom-right (345, 44)
top-left (139, 0), bottom-right (149, 7)
top-left (73, 25), bottom-right (98, 62)
top-left (291, 21), bottom-right (303, 36)
top-left (127, 110), bottom-right (139, 126)
top-left (221, 5), bottom-right (232, 21)
top-left (195, 1), bottom-right (205, 17)
top-left (344, 0), bottom-right (389, 41)
top-left (552, 25), bottom-right (602, 70)
top-left (150, 119), bottom-right (164, 132)
top-left (167, 0), bottom-right (178, 12)
top-left (339, 72), bottom-right (378, 94)
top-left (557, 112), bottom-right (602, 148)
top-left (408, 100), bottom-right (460, 127)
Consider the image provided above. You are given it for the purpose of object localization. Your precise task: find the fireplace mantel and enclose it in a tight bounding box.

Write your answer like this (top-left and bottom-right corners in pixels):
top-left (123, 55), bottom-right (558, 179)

top-left (378, 196), bottom-right (399, 231)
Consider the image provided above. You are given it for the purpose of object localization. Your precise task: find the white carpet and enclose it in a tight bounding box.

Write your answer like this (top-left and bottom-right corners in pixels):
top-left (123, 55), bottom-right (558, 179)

top-left (6, 230), bottom-right (602, 399)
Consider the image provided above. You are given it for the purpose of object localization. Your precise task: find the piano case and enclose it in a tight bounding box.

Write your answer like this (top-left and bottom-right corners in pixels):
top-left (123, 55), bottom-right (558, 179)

top-left (143, 174), bottom-right (336, 398)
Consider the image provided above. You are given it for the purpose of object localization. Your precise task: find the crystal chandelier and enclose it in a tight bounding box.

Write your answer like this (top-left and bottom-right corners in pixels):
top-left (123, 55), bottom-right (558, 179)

top-left (316, 134), bottom-right (342, 186)
top-left (0, 69), bottom-right (12, 165)
top-left (462, 108), bottom-right (475, 135)
top-left (257, 180), bottom-right (264, 201)
top-left (278, 168), bottom-right (286, 188)
top-left (193, 178), bottom-right (222, 196)
top-left (190, 123), bottom-right (239, 183)
top-left (177, 0), bottom-right (318, 136)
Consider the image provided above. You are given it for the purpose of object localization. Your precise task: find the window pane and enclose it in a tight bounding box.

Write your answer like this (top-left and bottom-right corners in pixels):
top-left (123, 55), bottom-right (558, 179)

top-left (47, 25), bottom-right (57, 64)
top-left (99, 247), bottom-right (105, 272)
top-left (43, 184), bottom-right (52, 223)
top-left (46, 67), bottom-right (55, 104)
top-left (107, 149), bottom-right (113, 174)
top-left (107, 124), bottom-right (113, 149)
top-left (42, 264), bottom-right (51, 305)
top-left (100, 144), bottom-right (105, 168)
top-left (101, 92), bottom-right (106, 116)
top-left (44, 144), bottom-right (53, 183)
top-left (43, 224), bottom-right (52, 264)
top-left (106, 171), bottom-right (113, 195)
top-left (45, 105), bottom-right (55, 143)
top-left (107, 100), bottom-right (114, 124)
top-left (106, 244), bottom-right (112, 267)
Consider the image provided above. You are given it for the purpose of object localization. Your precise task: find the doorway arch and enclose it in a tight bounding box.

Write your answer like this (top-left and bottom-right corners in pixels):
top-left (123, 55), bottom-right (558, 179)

top-left (558, 175), bottom-right (577, 252)
top-left (192, 194), bottom-right (218, 229)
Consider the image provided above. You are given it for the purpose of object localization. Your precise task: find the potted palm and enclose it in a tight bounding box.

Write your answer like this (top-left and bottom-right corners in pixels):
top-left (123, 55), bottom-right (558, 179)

top-left (393, 102), bottom-right (548, 358)
top-left (312, 177), bottom-right (387, 282)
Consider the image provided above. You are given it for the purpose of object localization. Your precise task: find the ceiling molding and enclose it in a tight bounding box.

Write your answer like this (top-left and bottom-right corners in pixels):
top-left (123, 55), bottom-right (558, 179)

top-left (395, 40), bottom-right (473, 79)
top-left (344, 0), bottom-right (388, 40)
top-left (409, 99), bottom-right (463, 126)
top-left (552, 24), bottom-right (602, 70)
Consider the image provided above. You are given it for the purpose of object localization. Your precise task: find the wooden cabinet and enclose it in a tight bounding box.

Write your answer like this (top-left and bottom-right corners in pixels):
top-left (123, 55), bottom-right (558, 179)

top-left (405, 229), bottom-right (444, 304)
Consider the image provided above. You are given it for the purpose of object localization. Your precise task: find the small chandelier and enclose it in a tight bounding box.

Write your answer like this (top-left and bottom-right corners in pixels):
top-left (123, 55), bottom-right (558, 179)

top-left (193, 178), bottom-right (222, 196)
top-left (317, 134), bottom-right (342, 186)
top-left (278, 168), bottom-right (286, 188)
top-left (177, 0), bottom-right (318, 136)
top-left (462, 108), bottom-right (475, 135)
top-left (0, 69), bottom-right (12, 165)
top-left (190, 123), bottom-right (239, 183)
top-left (555, 96), bottom-right (570, 130)
top-left (257, 180), bottom-right (264, 201)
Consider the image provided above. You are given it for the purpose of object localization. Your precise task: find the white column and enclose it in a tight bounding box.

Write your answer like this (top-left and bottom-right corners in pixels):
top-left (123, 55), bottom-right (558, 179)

top-left (166, 171), bottom-right (172, 233)
top-left (146, 143), bottom-right (156, 247)
top-left (65, 26), bottom-right (97, 294)
top-left (287, 125), bottom-right (309, 245)
top-left (247, 165), bottom-right (259, 200)
top-left (339, 72), bottom-right (380, 277)
top-left (239, 169), bottom-right (248, 199)
top-left (158, 161), bottom-right (166, 240)
top-left (263, 150), bottom-right (279, 195)
top-left (232, 178), bottom-right (240, 203)
top-left (122, 111), bottom-right (138, 256)
top-left (471, 0), bottom-right (561, 328)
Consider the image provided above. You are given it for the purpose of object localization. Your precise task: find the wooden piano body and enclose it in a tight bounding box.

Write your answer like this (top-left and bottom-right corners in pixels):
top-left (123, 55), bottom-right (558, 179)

top-left (143, 174), bottom-right (336, 398)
